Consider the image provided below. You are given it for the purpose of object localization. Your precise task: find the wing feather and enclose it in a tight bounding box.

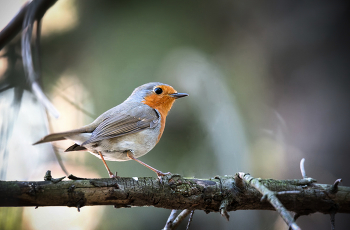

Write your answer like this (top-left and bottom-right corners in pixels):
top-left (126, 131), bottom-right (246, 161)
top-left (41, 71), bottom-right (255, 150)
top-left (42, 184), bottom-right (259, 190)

top-left (81, 105), bottom-right (159, 145)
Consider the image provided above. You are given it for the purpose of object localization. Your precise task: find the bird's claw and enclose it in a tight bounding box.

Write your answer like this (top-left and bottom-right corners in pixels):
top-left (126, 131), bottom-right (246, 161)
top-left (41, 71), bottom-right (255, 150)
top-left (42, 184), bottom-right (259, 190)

top-left (156, 171), bottom-right (171, 182)
top-left (109, 173), bottom-right (119, 179)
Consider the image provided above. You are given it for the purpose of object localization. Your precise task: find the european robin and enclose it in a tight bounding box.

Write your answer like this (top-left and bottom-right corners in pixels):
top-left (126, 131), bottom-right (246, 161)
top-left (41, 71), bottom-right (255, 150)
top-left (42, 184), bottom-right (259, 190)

top-left (34, 82), bottom-right (188, 179)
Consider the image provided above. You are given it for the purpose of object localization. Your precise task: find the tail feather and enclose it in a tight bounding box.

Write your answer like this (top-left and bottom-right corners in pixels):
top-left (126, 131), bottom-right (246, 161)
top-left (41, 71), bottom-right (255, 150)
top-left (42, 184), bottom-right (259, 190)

top-left (33, 124), bottom-right (98, 145)
top-left (33, 132), bottom-right (68, 145)
top-left (33, 128), bottom-right (90, 145)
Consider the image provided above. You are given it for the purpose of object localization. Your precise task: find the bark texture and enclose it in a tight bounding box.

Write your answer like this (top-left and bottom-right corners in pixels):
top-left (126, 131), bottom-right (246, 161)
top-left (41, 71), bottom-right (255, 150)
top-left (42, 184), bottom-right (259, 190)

top-left (0, 174), bottom-right (349, 215)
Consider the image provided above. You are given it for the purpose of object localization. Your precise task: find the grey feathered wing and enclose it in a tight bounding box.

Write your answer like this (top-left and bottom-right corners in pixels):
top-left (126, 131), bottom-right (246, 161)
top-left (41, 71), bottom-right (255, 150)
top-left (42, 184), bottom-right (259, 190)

top-left (33, 103), bottom-right (160, 153)
top-left (81, 105), bottom-right (160, 146)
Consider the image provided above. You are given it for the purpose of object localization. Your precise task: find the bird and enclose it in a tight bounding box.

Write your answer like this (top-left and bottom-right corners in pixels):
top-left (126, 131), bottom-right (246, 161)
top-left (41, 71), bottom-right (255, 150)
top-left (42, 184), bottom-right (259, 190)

top-left (34, 82), bottom-right (188, 179)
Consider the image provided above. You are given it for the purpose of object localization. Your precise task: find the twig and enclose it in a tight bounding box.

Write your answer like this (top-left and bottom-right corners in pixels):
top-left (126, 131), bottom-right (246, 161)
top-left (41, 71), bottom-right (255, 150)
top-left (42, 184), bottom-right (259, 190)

top-left (330, 179), bottom-right (342, 194)
top-left (164, 210), bottom-right (178, 230)
top-left (300, 158), bottom-right (306, 179)
top-left (172, 210), bottom-right (192, 230)
top-left (186, 210), bottom-right (194, 230)
top-left (330, 208), bottom-right (336, 230)
top-left (219, 199), bottom-right (230, 221)
top-left (163, 209), bottom-right (192, 230)
top-left (238, 172), bottom-right (301, 230)
top-left (289, 213), bottom-right (301, 230)
top-left (43, 170), bottom-right (65, 183)
top-left (299, 158), bottom-right (317, 184)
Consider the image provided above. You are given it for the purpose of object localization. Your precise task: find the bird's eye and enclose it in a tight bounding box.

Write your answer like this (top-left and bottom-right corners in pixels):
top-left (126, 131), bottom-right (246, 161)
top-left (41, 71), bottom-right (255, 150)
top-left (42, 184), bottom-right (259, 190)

top-left (154, 87), bottom-right (163, 95)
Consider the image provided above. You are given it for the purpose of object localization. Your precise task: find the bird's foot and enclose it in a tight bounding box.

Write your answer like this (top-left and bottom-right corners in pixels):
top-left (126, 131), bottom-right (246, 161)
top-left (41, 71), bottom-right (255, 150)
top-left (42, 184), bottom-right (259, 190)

top-left (108, 171), bottom-right (120, 179)
top-left (156, 171), bottom-right (172, 182)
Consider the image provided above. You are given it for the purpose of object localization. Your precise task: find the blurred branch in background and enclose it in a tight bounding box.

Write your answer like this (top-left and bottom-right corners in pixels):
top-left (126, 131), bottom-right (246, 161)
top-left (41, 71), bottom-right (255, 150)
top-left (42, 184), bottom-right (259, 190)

top-left (0, 44), bottom-right (23, 180)
top-left (0, 0), bottom-right (61, 181)
top-left (0, 0), bottom-right (56, 50)
top-left (21, 0), bottom-right (59, 118)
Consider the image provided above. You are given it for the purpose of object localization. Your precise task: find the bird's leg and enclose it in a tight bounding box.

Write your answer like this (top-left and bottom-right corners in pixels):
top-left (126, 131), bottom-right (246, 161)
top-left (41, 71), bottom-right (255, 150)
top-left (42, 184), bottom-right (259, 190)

top-left (98, 151), bottom-right (117, 179)
top-left (127, 150), bottom-right (170, 180)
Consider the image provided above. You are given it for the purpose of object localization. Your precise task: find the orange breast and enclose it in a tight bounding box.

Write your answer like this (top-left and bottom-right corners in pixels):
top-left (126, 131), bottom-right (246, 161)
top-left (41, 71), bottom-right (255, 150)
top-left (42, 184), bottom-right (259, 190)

top-left (157, 111), bottom-right (166, 143)
top-left (143, 99), bottom-right (174, 143)
top-left (142, 85), bottom-right (177, 143)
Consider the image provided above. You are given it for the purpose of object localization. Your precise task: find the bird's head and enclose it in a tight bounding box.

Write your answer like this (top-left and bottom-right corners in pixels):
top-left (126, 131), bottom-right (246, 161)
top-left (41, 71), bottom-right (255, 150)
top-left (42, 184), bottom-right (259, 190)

top-left (128, 82), bottom-right (188, 116)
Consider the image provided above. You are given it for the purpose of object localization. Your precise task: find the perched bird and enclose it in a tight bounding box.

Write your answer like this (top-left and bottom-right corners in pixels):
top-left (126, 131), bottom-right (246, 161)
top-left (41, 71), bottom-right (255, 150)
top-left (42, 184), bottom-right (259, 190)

top-left (34, 82), bottom-right (188, 179)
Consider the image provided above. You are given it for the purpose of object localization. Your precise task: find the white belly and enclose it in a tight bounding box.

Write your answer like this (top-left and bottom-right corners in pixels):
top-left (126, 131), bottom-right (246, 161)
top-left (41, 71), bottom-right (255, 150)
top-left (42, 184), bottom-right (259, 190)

top-left (66, 125), bottom-right (160, 161)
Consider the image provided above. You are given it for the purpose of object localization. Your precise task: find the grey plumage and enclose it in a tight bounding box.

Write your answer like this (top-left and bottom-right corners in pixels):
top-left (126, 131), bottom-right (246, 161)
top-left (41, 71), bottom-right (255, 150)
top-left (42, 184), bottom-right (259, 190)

top-left (33, 82), bottom-right (163, 148)
top-left (33, 82), bottom-right (188, 177)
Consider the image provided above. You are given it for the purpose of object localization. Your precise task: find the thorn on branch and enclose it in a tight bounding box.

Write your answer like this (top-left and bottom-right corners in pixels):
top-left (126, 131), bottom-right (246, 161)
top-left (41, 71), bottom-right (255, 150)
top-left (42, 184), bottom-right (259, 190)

top-left (219, 199), bottom-right (230, 221)
top-left (44, 170), bottom-right (52, 181)
top-left (330, 179), bottom-right (342, 194)
top-left (299, 158), bottom-right (317, 185)
top-left (234, 173), bottom-right (245, 189)
top-left (44, 170), bottom-right (66, 183)
top-left (52, 176), bottom-right (66, 183)
top-left (300, 158), bottom-right (307, 179)
top-left (68, 174), bottom-right (90, 180)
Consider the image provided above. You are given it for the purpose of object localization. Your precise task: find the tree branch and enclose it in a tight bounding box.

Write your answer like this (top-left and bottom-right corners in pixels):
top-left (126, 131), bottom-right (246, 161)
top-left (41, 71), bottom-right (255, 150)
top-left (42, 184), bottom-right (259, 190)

top-left (0, 173), bottom-right (349, 216)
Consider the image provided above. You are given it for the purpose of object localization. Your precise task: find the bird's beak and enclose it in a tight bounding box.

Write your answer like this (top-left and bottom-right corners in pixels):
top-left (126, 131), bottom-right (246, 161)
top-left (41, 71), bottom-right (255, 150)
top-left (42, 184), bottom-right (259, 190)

top-left (170, 93), bottom-right (189, 99)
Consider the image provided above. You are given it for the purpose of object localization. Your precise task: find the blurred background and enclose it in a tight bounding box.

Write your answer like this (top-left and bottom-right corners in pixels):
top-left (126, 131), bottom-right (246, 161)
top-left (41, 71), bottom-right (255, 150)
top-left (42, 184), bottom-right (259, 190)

top-left (0, 0), bottom-right (349, 229)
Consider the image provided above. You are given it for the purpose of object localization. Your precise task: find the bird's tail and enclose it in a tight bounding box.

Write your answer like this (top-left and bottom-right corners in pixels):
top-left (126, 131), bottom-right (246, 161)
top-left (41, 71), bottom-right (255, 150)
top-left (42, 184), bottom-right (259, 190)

top-left (33, 132), bottom-right (70, 145)
top-left (33, 127), bottom-right (90, 145)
